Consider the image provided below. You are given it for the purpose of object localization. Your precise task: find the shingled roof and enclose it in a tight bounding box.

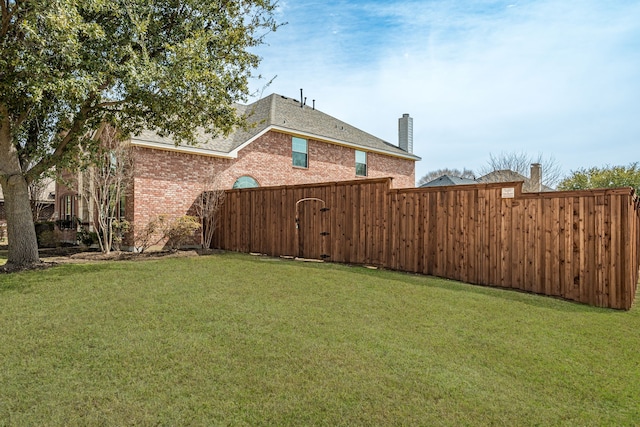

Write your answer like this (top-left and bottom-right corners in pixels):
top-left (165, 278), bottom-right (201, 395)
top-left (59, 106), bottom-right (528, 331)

top-left (420, 175), bottom-right (477, 187)
top-left (477, 170), bottom-right (554, 192)
top-left (130, 93), bottom-right (420, 161)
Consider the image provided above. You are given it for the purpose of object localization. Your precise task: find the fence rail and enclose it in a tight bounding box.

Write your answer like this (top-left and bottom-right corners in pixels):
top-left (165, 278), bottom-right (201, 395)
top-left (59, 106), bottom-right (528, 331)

top-left (213, 178), bottom-right (640, 310)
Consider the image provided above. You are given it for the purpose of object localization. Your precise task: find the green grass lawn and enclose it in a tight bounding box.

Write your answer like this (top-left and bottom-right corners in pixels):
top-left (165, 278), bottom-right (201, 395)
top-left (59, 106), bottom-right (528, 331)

top-left (0, 253), bottom-right (638, 426)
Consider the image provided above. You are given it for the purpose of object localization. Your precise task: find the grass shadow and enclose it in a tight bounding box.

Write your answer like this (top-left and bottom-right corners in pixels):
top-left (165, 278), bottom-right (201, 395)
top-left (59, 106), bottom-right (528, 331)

top-left (243, 254), bottom-right (625, 314)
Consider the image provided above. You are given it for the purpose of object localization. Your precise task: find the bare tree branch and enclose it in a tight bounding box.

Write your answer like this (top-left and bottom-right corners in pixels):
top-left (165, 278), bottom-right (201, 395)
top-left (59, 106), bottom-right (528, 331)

top-left (28, 175), bottom-right (53, 222)
top-left (193, 168), bottom-right (226, 249)
top-left (80, 125), bottom-right (133, 253)
top-left (478, 151), bottom-right (563, 189)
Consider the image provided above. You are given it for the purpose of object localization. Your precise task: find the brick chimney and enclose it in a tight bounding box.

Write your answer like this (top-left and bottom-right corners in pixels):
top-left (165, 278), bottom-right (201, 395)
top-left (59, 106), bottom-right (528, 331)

top-left (398, 113), bottom-right (413, 153)
top-left (530, 163), bottom-right (542, 192)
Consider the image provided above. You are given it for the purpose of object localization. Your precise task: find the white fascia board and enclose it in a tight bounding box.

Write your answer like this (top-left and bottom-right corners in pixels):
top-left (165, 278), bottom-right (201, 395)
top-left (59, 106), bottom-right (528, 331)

top-left (131, 125), bottom-right (420, 161)
top-left (227, 126), bottom-right (275, 157)
top-left (130, 138), bottom-right (237, 159)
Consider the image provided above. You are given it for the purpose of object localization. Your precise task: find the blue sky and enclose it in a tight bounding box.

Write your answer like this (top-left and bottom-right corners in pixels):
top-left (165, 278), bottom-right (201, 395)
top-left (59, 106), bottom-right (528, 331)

top-left (249, 0), bottom-right (640, 182)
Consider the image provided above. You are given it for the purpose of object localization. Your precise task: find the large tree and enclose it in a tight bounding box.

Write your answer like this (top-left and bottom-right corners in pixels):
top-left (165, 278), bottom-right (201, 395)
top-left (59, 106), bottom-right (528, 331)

top-left (0, 0), bottom-right (277, 268)
top-left (557, 163), bottom-right (640, 193)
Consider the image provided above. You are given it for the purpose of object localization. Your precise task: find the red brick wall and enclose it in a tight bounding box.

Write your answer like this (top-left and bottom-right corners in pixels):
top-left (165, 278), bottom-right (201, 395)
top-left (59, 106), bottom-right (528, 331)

top-left (130, 130), bottom-right (416, 246)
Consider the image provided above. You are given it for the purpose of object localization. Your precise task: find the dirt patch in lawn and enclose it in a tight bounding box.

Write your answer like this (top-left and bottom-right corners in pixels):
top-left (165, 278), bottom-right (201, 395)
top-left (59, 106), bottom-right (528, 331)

top-left (1, 246), bottom-right (224, 273)
top-left (42, 248), bottom-right (224, 264)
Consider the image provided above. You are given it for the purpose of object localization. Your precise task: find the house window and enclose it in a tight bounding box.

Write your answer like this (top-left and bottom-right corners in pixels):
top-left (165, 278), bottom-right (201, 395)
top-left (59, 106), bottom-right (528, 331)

top-left (62, 195), bottom-right (74, 221)
top-left (292, 137), bottom-right (308, 168)
top-left (355, 150), bottom-right (367, 176)
top-left (65, 196), bottom-right (71, 220)
top-left (59, 195), bottom-right (75, 229)
top-left (109, 151), bottom-right (118, 171)
top-left (233, 176), bottom-right (259, 189)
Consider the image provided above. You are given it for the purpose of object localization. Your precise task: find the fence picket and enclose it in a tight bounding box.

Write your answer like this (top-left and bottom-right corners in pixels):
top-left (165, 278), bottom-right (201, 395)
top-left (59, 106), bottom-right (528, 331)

top-left (213, 178), bottom-right (640, 310)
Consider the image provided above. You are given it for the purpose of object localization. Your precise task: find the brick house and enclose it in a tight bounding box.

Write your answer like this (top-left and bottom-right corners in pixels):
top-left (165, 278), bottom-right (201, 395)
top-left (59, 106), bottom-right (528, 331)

top-left (56, 92), bottom-right (420, 247)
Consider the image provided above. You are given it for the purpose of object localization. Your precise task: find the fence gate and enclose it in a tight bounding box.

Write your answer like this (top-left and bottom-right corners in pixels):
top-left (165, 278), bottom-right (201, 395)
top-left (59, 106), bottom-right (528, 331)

top-left (295, 198), bottom-right (330, 260)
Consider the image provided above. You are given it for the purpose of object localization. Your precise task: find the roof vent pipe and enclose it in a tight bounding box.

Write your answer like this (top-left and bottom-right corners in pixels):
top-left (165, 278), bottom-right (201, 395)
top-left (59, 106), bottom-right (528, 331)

top-left (300, 88), bottom-right (303, 108)
top-left (398, 113), bottom-right (413, 153)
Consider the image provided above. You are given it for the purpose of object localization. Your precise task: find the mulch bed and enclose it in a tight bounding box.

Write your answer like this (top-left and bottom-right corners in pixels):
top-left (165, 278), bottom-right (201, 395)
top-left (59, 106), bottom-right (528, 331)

top-left (1, 247), bottom-right (223, 274)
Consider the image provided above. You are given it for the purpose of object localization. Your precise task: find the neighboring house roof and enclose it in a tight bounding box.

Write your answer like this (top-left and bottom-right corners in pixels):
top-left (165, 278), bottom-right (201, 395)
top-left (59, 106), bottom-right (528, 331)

top-left (420, 175), bottom-right (477, 187)
top-left (418, 169), bottom-right (554, 192)
top-left (476, 170), bottom-right (553, 192)
top-left (477, 169), bottom-right (527, 184)
top-left (130, 93), bottom-right (421, 161)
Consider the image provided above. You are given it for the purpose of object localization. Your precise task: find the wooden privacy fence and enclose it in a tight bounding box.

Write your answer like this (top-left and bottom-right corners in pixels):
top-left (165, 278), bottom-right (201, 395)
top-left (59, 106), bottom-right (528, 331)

top-left (212, 178), bottom-right (640, 310)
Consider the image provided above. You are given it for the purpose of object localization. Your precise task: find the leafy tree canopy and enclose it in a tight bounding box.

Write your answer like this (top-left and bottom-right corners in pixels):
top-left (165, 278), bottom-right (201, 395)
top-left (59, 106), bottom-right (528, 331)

top-left (1, 0), bottom-right (278, 178)
top-left (557, 163), bottom-right (640, 193)
top-left (0, 0), bottom-right (278, 267)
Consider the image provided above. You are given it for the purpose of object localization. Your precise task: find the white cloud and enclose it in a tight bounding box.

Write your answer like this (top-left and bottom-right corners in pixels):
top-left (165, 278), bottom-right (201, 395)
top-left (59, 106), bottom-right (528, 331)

top-left (251, 0), bottom-right (640, 182)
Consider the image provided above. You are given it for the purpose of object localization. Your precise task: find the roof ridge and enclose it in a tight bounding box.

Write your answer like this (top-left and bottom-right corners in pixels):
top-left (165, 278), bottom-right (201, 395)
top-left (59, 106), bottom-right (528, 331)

top-left (130, 92), bottom-right (420, 161)
top-left (269, 93), bottom-right (276, 125)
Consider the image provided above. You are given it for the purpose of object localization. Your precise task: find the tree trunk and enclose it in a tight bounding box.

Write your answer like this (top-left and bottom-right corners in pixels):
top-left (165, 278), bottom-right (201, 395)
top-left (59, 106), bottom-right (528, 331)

top-left (1, 174), bottom-right (40, 267)
top-left (1, 105), bottom-right (41, 268)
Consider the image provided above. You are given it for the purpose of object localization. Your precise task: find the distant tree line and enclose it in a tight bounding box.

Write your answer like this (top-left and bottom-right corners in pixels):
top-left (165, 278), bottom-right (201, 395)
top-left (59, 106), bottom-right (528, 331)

top-left (557, 163), bottom-right (640, 193)
top-left (418, 152), bottom-right (640, 193)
